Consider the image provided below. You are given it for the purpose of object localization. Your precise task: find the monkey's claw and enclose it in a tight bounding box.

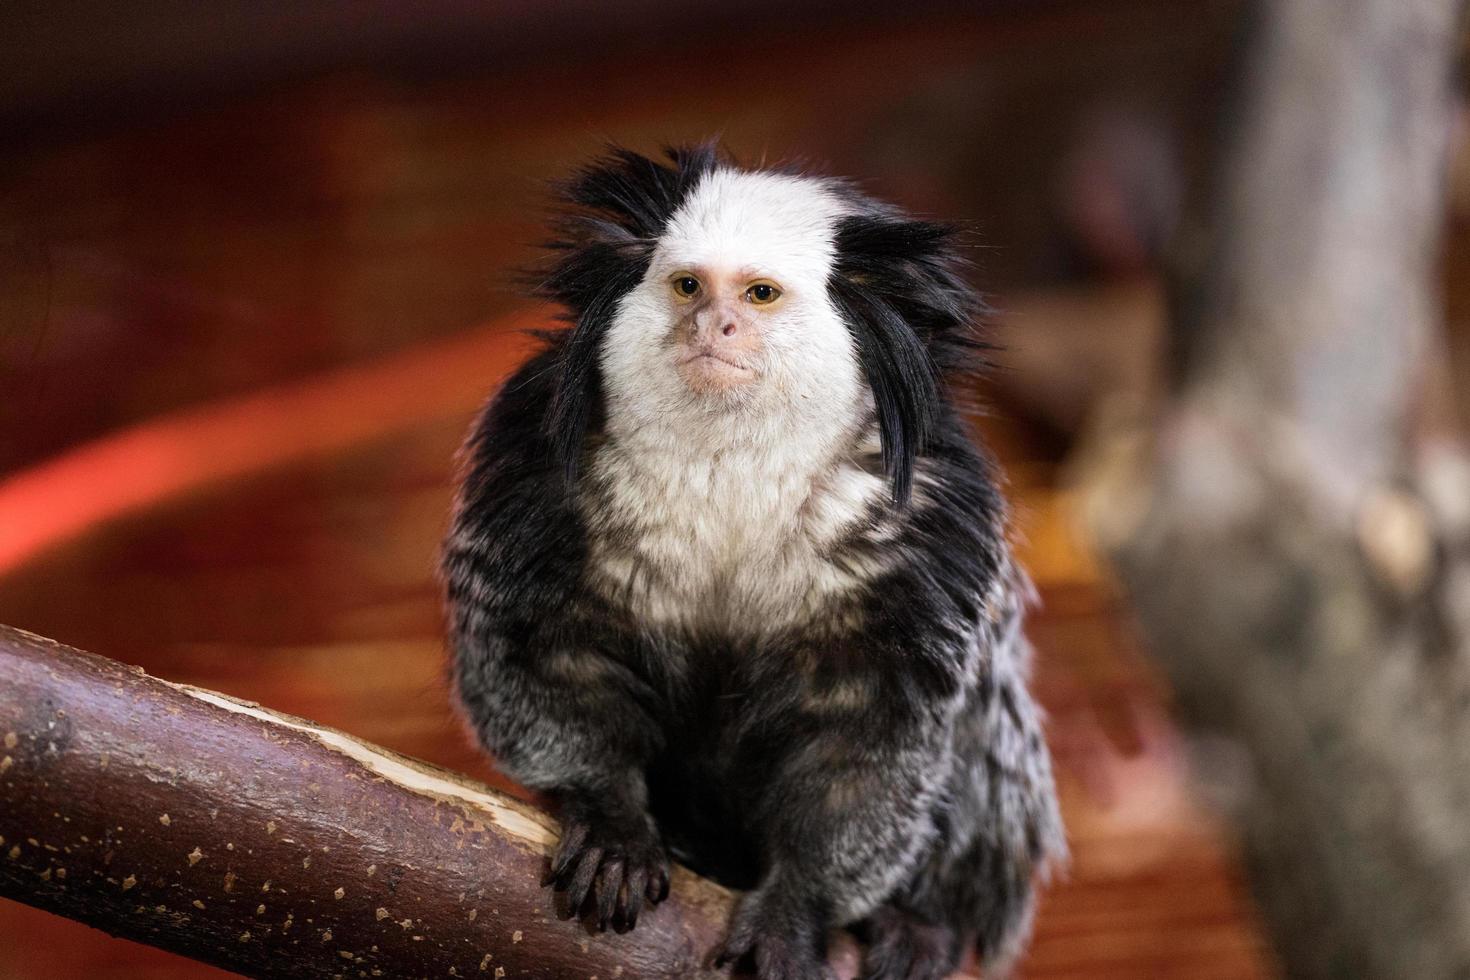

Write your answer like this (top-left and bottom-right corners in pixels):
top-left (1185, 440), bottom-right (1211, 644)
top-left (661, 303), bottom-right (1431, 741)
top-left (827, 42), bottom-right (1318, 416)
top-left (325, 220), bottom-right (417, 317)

top-left (543, 804), bottom-right (670, 933)
top-left (715, 885), bottom-right (835, 980)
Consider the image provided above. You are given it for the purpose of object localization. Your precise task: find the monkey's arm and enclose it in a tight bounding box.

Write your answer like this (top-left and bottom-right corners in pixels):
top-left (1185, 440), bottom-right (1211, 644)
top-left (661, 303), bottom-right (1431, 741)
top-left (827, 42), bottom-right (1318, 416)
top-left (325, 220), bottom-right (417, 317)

top-left (448, 622), bottom-right (671, 930)
top-left (443, 349), bottom-right (671, 931)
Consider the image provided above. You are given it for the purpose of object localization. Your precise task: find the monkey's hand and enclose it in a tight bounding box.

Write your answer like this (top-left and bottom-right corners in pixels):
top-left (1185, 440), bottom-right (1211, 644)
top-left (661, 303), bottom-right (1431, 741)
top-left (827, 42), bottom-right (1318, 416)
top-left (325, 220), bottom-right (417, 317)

top-left (715, 877), bottom-right (836, 980)
top-left (543, 794), bottom-right (671, 933)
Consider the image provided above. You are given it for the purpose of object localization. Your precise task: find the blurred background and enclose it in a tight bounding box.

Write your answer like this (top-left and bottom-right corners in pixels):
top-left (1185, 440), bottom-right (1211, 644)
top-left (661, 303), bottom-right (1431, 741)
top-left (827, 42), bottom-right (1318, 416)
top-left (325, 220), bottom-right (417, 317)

top-left (2, 1), bottom-right (1467, 976)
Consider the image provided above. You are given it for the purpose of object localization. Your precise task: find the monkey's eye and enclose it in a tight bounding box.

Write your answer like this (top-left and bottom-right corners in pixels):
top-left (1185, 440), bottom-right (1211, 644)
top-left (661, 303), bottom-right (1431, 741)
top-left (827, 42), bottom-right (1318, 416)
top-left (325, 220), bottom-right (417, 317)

top-left (670, 274), bottom-right (701, 300)
top-left (745, 282), bottom-right (782, 305)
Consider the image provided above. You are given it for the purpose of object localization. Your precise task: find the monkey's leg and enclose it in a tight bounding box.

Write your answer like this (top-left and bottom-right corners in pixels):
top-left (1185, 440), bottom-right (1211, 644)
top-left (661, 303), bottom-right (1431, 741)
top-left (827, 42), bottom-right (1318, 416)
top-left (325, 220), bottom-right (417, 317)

top-left (940, 822), bottom-right (1043, 978)
top-left (715, 717), bottom-right (956, 980)
top-left (887, 666), bottom-right (1061, 977)
top-left (452, 635), bottom-right (670, 932)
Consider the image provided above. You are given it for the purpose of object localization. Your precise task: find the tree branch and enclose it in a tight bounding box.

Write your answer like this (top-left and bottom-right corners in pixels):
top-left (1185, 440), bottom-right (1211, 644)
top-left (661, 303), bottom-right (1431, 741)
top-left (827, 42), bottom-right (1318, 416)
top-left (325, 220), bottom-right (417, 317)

top-left (0, 623), bottom-right (756, 979)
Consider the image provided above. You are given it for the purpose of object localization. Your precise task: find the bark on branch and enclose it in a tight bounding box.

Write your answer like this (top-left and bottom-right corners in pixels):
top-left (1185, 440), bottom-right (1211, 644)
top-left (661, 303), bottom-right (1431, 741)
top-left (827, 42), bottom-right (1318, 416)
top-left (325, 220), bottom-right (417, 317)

top-left (0, 623), bottom-right (750, 979)
top-left (1081, 0), bottom-right (1470, 976)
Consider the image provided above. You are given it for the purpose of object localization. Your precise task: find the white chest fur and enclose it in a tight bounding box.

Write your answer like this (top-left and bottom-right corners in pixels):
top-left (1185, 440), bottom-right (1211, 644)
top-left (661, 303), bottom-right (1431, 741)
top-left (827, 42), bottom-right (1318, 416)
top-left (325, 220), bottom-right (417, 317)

top-left (580, 433), bottom-right (892, 637)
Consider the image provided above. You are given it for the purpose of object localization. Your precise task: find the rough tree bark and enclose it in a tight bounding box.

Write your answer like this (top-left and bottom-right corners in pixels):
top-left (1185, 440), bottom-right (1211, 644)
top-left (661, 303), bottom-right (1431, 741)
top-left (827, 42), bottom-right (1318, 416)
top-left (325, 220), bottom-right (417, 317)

top-left (0, 624), bottom-right (775, 979)
top-left (1081, 0), bottom-right (1470, 977)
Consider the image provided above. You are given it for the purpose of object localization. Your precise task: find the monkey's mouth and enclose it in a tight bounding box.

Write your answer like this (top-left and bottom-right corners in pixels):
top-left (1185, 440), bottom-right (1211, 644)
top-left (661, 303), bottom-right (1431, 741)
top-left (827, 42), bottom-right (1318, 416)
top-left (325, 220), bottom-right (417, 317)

top-left (677, 350), bottom-right (757, 392)
top-left (680, 350), bottom-right (750, 371)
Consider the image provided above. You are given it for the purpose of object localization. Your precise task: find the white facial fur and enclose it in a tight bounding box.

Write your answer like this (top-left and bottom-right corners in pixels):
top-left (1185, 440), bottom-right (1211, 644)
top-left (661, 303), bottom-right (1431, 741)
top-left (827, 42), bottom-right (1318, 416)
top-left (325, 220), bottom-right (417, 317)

top-left (586, 168), bottom-right (897, 636)
top-left (600, 167), bottom-right (863, 450)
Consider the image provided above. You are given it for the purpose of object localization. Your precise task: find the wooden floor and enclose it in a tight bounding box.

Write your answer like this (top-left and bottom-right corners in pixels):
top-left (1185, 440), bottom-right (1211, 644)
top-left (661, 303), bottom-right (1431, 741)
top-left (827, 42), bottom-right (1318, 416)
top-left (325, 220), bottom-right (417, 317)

top-left (0, 6), bottom-right (1277, 976)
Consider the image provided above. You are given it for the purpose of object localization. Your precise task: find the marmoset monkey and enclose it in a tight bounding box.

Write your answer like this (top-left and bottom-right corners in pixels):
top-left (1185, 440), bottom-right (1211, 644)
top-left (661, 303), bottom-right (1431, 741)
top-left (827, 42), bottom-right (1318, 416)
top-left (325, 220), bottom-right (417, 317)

top-left (443, 145), bottom-right (1064, 980)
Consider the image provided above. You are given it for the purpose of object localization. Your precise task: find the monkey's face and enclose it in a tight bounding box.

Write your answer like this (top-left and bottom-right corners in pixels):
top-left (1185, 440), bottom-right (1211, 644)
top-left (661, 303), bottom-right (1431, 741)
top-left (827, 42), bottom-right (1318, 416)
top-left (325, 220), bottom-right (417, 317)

top-left (600, 169), bottom-right (865, 441)
top-left (663, 264), bottom-right (777, 397)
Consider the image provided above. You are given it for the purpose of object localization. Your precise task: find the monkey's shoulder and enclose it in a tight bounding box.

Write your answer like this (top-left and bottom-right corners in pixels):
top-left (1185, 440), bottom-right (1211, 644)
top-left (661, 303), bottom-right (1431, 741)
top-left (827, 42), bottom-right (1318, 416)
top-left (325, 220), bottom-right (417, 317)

top-left (462, 341), bottom-right (567, 470)
top-left (445, 342), bottom-right (592, 617)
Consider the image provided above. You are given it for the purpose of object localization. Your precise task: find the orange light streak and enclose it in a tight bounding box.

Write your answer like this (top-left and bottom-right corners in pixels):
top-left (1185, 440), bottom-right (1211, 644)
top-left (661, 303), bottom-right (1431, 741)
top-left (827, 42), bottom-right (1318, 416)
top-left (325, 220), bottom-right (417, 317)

top-left (0, 314), bottom-right (545, 577)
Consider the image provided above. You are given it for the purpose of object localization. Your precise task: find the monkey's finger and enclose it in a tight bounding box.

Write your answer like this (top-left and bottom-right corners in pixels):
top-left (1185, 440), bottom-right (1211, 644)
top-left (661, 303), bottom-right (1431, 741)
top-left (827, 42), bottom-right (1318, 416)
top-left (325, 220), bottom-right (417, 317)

top-left (619, 867), bottom-right (647, 932)
top-left (647, 865), bottom-right (671, 904)
top-left (595, 858), bottom-right (624, 932)
top-left (544, 821), bottom-right (590, 886)
top-left (564, 846), bottom-right (604, 913)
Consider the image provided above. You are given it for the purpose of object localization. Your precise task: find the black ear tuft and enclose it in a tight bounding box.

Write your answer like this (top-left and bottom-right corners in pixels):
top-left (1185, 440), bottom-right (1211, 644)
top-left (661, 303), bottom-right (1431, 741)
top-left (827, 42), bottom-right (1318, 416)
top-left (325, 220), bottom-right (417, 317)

top-left (830, 211), bottom-right (987, 506)
top-left (536, 143), bottom-right (721, 484)
top-left (829, 278), bottom-right (938, 506)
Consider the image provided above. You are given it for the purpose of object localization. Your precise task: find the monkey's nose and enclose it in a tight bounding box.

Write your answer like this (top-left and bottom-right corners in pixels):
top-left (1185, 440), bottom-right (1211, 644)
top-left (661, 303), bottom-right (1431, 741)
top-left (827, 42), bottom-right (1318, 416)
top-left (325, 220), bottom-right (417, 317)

top-left (721, 323), bottom-right (737, 337)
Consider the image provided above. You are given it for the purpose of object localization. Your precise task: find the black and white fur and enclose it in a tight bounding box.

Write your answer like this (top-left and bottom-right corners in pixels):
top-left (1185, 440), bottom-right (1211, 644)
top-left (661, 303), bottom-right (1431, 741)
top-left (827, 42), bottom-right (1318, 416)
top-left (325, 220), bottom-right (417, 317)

top-left (443, 145), bottom-right (1064, 979)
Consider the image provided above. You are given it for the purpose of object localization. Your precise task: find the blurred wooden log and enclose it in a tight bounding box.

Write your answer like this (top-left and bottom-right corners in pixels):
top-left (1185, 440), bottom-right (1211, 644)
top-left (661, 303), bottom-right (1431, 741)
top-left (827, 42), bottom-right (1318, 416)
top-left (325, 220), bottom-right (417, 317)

top-left (0, 623), bottom-right (737, 979)
top-left (1079, 0), bottom-right (1470, 977)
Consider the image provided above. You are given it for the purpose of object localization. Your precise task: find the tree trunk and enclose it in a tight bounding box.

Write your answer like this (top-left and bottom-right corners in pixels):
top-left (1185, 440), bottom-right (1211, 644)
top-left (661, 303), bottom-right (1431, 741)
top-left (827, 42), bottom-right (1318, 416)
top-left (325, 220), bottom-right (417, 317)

top-left (1081, 0), bottom-right (1470, 976)
top-left (0, 623), bottom-right (756, 979)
